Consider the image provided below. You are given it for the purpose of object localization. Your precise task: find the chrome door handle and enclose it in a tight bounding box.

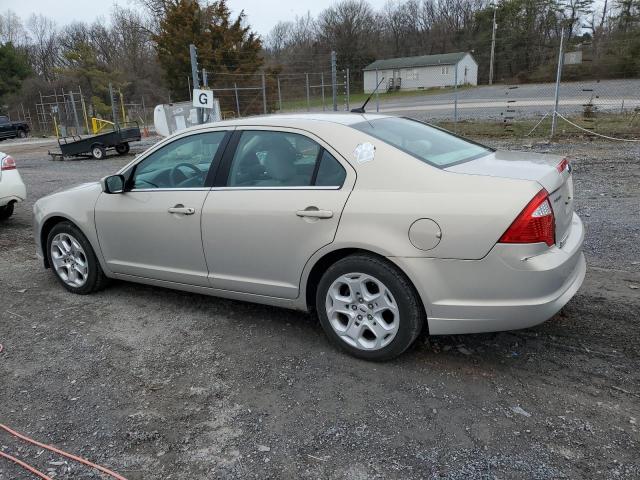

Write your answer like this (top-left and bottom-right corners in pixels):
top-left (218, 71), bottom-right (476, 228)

top-left (296, 208), bottom-right (333, 219)
top-left (168, 205), bottom-right (195, 215)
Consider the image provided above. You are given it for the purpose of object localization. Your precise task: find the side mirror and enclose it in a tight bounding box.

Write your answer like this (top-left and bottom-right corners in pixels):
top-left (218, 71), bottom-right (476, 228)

top-left (103, 174), bottom-right (125, 194)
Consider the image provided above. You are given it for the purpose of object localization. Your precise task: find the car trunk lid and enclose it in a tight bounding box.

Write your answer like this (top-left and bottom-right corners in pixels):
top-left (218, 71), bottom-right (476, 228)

top-left (446, 150), bottom-right (574, 244)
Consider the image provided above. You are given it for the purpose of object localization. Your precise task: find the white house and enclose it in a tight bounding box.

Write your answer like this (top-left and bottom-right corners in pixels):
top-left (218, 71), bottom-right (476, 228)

top-left (363, 52), bottom-right (478, 93)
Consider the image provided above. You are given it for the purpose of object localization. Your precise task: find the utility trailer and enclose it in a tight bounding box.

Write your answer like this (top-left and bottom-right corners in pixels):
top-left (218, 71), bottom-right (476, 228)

top-left (48, 122), bottom-right (141, 160)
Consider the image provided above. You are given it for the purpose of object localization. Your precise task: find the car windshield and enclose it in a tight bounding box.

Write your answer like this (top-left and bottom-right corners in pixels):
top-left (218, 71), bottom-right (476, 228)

top-left (351, 117), bottom-right (492, 167)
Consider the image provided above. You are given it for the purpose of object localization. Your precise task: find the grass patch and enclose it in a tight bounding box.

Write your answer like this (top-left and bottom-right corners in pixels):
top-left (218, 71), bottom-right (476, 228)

top-left (434, 111), bottom-right (640, 140)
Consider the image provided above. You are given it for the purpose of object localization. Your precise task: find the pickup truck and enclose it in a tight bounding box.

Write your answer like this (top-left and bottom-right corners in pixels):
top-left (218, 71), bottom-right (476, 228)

top-left (0, 115), bottom-right (30, 140)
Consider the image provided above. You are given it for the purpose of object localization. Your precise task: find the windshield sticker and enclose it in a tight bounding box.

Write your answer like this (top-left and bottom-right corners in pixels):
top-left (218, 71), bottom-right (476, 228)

top-left (354, 142), bottom-right (375, 164)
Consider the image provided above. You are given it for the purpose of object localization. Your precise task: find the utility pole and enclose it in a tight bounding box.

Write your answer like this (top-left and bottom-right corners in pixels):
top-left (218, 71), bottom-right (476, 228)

top-left (375, 69), bottom-right (380, 112)
top-left (331, 50), bottom-right (337, 111)
top-left (551, 25), bottom-right (565, 137)
top-left (277, 76), bottom-right (282, 112)
top-left (321, 72), bottom-right (326, 111)
top-left (305, 73), bottom-right (310, 112)
top-left (454, 64), bottom-right (459, 131)
top-left (189, 44), bottom-right (202, 124)
top-left (261, 73), bottom-right (267, 114)
top-left (489, 4), bottom-right (497, 85)
top-left (345, 68), bottom-right (350, 111)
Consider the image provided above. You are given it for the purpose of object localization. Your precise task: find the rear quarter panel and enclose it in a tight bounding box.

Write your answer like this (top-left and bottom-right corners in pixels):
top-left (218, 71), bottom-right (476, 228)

top-left (319, 125), bottom-right (542, 260)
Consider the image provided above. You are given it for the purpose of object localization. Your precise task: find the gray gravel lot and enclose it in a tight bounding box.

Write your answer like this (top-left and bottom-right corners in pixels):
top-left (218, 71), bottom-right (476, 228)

top-left (0, 136), bottom-right (639, 479)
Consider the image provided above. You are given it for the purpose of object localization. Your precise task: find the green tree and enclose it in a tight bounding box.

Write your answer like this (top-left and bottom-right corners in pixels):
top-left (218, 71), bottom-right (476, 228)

top-left (154, 0), bottom-right (262, 99)
top-left (59, 40), bottom-right (123, 119)
top-left (0, 42), bottom-right (30, 103)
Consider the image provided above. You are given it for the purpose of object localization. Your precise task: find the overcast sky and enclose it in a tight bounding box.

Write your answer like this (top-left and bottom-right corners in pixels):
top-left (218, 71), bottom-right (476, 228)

top-left (6, 0), bottom-right (388, 37)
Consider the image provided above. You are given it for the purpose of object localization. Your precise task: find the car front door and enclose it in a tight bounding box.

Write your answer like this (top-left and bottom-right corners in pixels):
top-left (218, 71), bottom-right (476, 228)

top-left (95, 130), bottom-right (230, 286)
top-left (201, 128), bottom-right (355, 299)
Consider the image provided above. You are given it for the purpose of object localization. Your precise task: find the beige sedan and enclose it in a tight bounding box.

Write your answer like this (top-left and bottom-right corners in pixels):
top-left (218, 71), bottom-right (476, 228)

top-left (33, 114), bottom-right (585, 360)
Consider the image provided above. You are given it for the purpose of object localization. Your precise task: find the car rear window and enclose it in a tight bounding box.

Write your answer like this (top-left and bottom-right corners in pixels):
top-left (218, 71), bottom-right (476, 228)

top-left (351, 117), bottom-right (492, 168)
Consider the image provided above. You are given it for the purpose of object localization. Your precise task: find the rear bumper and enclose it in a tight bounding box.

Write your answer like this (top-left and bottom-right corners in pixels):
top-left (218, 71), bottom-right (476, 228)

top-left (391, 213), bottom-right (586, 335)
top-left (0, 170), bottom-right (26, 206)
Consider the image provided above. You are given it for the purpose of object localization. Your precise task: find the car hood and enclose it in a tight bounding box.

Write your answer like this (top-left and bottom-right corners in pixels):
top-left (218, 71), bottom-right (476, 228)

top-left (446, 150), bottom-right (567, 193)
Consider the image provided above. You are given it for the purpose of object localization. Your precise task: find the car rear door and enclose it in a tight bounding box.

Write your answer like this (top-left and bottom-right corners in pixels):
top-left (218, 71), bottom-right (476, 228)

top-left (95, 129), bottom-right (230, 286)
top-left (201, 127), bottom-right (355, 299)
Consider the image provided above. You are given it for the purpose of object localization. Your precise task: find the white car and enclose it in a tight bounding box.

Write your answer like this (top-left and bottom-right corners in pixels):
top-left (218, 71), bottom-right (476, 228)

top-left (33, 114), bottom-right (585, 360)
top-left (0, 152), bottom-right (26, 220)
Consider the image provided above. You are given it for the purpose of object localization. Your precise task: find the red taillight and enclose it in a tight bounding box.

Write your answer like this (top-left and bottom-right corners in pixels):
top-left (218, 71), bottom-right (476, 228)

top-left (499, 189), bottom-right (555, 247)
top-left (1, 155), bottom-right (16, 171)
top-left (556, 158), bottom-right (569, 173)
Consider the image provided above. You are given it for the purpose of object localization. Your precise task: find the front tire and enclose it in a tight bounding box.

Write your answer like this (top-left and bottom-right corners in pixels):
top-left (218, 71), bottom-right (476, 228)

top-left (316, 254), bottom-right (424, 361)
top-left (47, 222), bottom-right (109, 294)
top-left (0, 202), bottom-right (14, 220)
top-left (17, 129), bottom-right (27, 138)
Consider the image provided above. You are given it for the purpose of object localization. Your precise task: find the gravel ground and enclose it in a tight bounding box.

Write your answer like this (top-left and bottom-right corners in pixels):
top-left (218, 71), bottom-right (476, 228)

top-left (0, 136), bottom-right (639, 479)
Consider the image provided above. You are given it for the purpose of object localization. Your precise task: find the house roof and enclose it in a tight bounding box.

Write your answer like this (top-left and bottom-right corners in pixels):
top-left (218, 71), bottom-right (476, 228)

top-left (363, 52), bottom-right (471, 71)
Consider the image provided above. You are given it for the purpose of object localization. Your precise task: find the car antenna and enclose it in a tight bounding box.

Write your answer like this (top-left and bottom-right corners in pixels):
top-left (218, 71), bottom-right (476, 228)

top-left (350, 77), bottom-right (385, 114)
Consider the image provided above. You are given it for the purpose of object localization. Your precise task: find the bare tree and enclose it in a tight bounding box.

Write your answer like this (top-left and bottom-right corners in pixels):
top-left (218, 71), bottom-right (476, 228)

top-left (0, 10), bottom-right (28, 45)
top-left (26, 14), bottom-right (59, 81)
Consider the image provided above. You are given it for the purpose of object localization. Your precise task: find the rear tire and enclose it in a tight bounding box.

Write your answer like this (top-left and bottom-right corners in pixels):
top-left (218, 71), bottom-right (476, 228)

top-left (316, 254), bottom-right (424, 361)
top-left (47, 221), bottom-right (109, 294)
top-left (0, 202), bottom-right (14, 220)
top-left (115, 143), bottom-right (130, 155)
top-left (17, 129), bottom-right (27, 138)
top-left (91, 145), bottom-right (106, 159)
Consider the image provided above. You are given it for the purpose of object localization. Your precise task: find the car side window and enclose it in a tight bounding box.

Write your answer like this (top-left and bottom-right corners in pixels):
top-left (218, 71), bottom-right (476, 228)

top-left (314, 150), bottom-right (346, 187)
top-left (228, 131), bottom-right (322, 187)
top-left (132, 132), bottom-right (226, 189)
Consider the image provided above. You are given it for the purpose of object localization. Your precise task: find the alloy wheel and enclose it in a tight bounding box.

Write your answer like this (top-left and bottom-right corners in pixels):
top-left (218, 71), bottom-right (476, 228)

top-left (50, 233), bottom-right (89, 287)
top-left (325, 272), bottom-right (400, 351)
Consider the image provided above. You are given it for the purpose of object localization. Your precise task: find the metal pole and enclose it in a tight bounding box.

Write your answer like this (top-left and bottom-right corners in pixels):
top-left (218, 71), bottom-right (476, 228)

top-left (331, 51), bottom-right (337, 111)
top-left (188, 76), bottom-right (192, 100)
top-left (189, 44), bottom-right (202, 124)
top-left (489, 4), bottom-right (497, 85)
top-left (321, 72), bottom-right (326, 111)
top-left (109, 83), bottom-right (118, 127)
top-left (277, 76), bottom-right (282, 112)
top-left (234, 83), bottom-right (240, 117)
top-left (262, 73), bottom-right (267, 114)
top-left (78, 85), bottom-right (90, 134)
top-left (346, 68), bottom-right (350, 111)
top-left (141, 95), bottom-right (147, 129)
top-left (202, 68), bottom-right (208, 87)
top-left (70, 90), bottom-right (81, 134)
top-left (38, 91), bottom-right (44, 132)
top-left (375, 69), bottom-right (380, 112)
top-left (551, 25), bottom-right (565, 137)
top-left (61, 88), bottom-right (68, 128)
top-left (454, 64), bottom-right (458, 129)
top-left (305, 73), bottom-right (310, 111)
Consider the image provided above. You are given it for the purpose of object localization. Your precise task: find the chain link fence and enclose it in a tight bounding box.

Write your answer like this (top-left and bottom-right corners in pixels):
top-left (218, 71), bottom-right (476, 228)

top-left (197, 66), bottom-right (639, 141)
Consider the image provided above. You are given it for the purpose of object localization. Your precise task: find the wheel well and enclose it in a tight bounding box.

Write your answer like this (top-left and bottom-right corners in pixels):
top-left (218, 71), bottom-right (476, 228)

top-left (304, 248), bottom-right (399, 310)
top-left (40, 216), bottom-right (70, 268)
top-left (305, 248), bottom-right (429, 336)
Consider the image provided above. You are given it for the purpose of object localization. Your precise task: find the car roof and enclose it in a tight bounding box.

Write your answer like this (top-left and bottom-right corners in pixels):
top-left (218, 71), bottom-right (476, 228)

top-left (184, 112), bottom-right (393, 133)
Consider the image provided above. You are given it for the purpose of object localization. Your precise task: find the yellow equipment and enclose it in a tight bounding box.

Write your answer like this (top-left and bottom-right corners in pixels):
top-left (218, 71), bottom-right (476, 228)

top-left (91, 118), bottom-right (115, 134)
